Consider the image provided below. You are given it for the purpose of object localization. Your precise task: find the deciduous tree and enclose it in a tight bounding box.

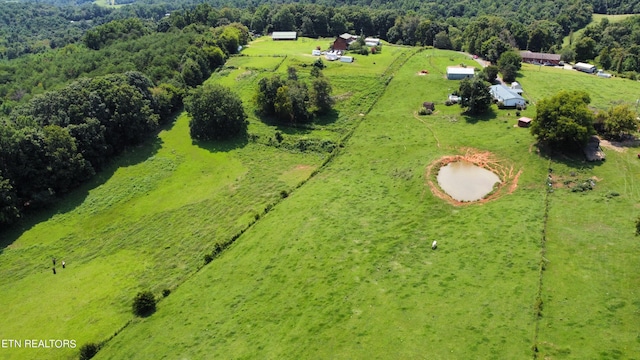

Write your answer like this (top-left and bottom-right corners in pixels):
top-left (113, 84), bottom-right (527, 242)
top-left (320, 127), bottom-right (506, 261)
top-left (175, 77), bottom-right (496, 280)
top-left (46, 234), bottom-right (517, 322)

top-left (497, 51), bottom-right (522, 83)
top-left (602, 104), bottom-right (639, 140)
top-left (530, 90), bottom-right (595, 149)
top-left (185, 83), bottom-right (247, 140)
top-left (310, 77), bottom-right (333, 114)
top-left (458, 77), bottom-right (492, 114)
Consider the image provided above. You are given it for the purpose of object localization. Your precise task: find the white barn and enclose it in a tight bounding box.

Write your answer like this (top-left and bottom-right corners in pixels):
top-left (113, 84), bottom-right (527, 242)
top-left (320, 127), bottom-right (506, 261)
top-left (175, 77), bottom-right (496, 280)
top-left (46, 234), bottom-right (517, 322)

top-left (365, 37), bottom-right (381, 46)
top-left (490, 85), bottom-right (526, 108)
top-left (573, 62), bottom-right (597, 73)
top-left (446, 66), bottom-right (475, 80)
top-left (271, 31), bottom-right (297, 41)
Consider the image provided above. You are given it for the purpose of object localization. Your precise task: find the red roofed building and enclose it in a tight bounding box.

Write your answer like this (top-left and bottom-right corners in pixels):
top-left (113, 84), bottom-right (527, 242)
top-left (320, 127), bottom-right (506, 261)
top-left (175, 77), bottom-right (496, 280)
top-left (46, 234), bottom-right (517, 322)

top-left (520, 51), bottom-right (561, 65)
top-left (333, 33), bottom-right (357, 51)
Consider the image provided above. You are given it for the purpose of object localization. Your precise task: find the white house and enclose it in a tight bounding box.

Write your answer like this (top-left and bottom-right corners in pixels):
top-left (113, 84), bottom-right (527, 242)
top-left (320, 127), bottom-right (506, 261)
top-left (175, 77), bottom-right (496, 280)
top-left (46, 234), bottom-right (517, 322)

top-left (490, 85), bottom-right (526, 108)
top-left (573, 62), bottom-right (597, 73)
top-left (446, 66), bottom-right (475, 80)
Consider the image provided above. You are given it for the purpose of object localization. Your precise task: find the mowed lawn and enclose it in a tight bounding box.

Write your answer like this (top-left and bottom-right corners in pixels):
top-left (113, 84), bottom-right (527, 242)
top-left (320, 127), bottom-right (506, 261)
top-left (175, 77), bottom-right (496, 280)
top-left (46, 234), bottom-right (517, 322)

top-left (97, 49), bottom-right (552, 358)
top-left (536, 151), bottom-right (640, 358)
top-left (516, 63), bottom-right (640, 110)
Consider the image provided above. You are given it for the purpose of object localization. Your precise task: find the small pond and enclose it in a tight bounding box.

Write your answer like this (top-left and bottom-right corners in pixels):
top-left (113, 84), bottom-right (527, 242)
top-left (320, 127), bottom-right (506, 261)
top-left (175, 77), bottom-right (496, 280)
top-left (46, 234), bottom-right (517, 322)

top-left (437, 161), bottom-right (501, 202)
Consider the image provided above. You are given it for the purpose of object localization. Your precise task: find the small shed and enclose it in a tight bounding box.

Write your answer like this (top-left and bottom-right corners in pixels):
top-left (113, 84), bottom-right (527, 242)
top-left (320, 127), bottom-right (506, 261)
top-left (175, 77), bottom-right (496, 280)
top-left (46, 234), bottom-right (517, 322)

top-left (490, 84), bottom-right (526, 108)
top-left (271, 31), bottom-right (297, 41)
top-left (340, 56), bottom-right (354, 63)
top-left (510, 82), bottom-right (523, 94)
top-left (312, 49), bottom-right (321, 56)
top-left (517, 117), bottom-right (532, 127)
top-left (446, 66), bottom-right (475, 80)
top-left (423, 102), bottom-right (435, 111)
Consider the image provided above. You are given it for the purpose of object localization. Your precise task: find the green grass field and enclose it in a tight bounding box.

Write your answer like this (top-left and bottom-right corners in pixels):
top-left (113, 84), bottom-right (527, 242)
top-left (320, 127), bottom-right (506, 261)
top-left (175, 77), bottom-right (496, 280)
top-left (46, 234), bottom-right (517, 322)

top-left (517, 63), bottom-right (640, 110)
top-left (1, 39), bottom-right (639, 360)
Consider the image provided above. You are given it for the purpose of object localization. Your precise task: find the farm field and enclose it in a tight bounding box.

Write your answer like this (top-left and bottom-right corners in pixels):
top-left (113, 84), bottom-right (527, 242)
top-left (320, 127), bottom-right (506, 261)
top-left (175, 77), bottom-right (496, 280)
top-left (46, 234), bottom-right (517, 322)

top-left (1, 38), bottom-right (639, 360)
top-left (516, 63), bottom-right (640, 110)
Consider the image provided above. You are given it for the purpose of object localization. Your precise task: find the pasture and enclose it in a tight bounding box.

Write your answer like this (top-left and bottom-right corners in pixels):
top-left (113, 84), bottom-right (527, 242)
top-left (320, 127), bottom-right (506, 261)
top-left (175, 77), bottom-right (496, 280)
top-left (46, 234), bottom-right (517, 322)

top-left (516, 63), bottom-right (640, 110)
top-left (0, 38), bottom-right (638, 360)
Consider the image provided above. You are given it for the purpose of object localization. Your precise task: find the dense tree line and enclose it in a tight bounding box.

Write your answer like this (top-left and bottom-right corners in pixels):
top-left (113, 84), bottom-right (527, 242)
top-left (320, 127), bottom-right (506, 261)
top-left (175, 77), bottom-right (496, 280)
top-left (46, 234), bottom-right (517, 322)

top-left (0, 0), bottom-right (182, 60)
top-left (571, 16), bottom-right (640, 75)
top-left (0, 2), bottom-right (107, 59)
top-left (1, 0), bottom-right (635, 73)
top-left (0, 21), bottom-right (247, 114)
top-left (0, 20), bottom-right (249, 225)
top-left (0, 71), bottom-right (175, 224)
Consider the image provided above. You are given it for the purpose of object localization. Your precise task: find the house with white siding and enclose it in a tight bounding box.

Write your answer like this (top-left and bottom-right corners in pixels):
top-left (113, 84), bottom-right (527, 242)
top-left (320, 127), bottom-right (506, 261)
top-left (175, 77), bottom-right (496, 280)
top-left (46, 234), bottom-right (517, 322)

top-left (490, 84), bottom-right (526, 108)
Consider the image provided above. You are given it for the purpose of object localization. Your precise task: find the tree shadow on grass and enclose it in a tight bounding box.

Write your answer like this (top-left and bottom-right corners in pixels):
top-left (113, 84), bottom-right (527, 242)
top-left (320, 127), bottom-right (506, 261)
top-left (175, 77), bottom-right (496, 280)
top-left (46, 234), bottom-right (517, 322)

top-left (192, 133), bottom-right (249, 153)
top-left (253, 109), bottom-right (341, 136)
top-left (0, 119), bottom-right (172, 254)
top-left (534, 142), bottom-right (605, 171)
top-left (462, 108), bottom-right (498, 124)
top-left (310, 108), bottom-right (340, 126)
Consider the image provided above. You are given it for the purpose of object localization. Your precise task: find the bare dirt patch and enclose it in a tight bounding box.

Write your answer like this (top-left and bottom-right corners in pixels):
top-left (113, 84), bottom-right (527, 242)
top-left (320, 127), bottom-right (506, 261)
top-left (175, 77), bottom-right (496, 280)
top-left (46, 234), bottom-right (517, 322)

top-left (425, 148), bottom-right (522, 206)
top-left (599, 138), bottom-right (640, 152)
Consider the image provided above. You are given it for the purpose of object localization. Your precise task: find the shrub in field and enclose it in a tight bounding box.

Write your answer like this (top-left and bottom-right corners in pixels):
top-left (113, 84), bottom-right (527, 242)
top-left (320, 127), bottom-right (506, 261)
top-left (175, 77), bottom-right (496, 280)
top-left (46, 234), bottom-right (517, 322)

top-left (312, 58), bottom-right (325, 70)
top-left (132, 291), bottom-right (156, 317)
top-left (79, 342), bottom-right (100, 360)
top-left (418, 107), bottom-right (433, 115)
top-left (635, 216), bottom-right (640, 236)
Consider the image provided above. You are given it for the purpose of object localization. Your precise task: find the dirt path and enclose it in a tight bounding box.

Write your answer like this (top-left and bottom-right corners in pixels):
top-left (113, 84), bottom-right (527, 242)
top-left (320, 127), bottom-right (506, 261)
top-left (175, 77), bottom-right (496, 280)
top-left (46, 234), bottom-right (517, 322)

top-left (599, 138), bottom-right (640, 152)
top-left (413, 111), bottom-right (441, 148)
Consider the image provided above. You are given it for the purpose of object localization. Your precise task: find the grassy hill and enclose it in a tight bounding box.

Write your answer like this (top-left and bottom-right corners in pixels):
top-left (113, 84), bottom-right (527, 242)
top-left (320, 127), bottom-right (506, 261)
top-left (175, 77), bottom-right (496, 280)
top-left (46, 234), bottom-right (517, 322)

top-left (1, 39), bottom-right (639, 360)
